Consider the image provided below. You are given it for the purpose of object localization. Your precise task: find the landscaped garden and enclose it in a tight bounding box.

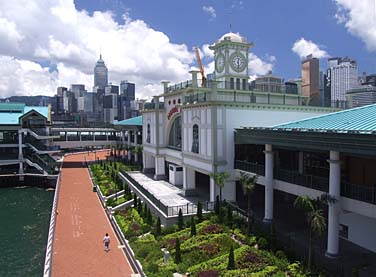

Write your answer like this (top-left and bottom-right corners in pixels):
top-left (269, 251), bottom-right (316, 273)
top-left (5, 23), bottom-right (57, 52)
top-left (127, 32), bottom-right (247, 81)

top-left (114, 196), bottom-right (310, 277)
top-left (90, 160), bottom-right (139, 197)
top-left (91, 161), bottom-right (320, 276)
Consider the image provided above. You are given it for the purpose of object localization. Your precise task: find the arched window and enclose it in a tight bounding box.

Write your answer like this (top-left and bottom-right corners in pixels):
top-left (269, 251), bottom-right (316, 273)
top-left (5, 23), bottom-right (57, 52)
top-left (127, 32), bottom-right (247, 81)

top-left (146, 124), bottom-right (151, 143)
top-left (168, 116), bottom-right (182, 150)
top-left (191, 124), bottom-right (199, 153)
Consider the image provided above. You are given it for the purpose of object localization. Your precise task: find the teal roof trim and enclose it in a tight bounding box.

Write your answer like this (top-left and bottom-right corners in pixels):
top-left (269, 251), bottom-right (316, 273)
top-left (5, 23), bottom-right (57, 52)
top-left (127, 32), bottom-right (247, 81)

top-left (274, 104), bottom-right (376, 133)
top-left (115, 116), bottom-right (143, 126)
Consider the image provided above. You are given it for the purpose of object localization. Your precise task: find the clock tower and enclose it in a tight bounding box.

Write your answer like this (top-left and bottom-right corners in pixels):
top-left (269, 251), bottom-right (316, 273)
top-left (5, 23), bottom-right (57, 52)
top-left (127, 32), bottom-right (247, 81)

top-left (209, 32), bottom-right (253, 90)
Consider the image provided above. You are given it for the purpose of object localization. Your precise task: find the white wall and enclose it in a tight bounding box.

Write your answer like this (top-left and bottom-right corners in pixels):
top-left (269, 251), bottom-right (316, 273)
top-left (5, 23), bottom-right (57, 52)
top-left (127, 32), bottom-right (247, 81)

top-left (340, 212), bottom-right (376, 252)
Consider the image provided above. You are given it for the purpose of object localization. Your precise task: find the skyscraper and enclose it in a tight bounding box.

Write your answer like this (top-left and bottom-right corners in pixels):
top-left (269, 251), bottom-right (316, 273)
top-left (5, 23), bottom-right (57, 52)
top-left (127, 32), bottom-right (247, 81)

top-left (327, 57), bottom-right (358, 107)
top-left (118, 81), bottom-right (136, 120)
top-left (94, 54), bottom-right (108, 89)
top-left (301, 55), bottom-right (320, 106)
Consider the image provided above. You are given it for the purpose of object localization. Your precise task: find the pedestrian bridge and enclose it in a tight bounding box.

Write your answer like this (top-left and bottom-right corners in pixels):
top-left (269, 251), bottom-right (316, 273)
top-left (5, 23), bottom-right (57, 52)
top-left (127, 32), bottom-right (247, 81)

top-left (50, 127), bottom-right (120, 149)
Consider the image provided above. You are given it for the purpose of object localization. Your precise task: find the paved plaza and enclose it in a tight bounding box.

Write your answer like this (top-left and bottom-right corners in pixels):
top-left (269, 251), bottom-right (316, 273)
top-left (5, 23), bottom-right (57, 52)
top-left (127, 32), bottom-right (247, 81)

top-left (52, 151), bottom-right (134, 277)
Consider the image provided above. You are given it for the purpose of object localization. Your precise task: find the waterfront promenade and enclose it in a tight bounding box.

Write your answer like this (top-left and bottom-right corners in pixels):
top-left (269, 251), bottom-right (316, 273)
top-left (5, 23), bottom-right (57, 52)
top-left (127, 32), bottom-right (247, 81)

top-left (52, 151), bottom-right (134, 276)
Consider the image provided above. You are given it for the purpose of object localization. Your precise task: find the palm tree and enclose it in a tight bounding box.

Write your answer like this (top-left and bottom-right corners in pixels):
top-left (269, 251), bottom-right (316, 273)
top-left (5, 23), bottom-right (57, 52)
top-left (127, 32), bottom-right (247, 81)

top-left (209, 172), bottom-right (230, 201)
top-left (136, 145), bottom-right (143, 165)
top-left (294, 194), bottom-right (336, 270)
top-left (239, 172), bottom-right (257, 232)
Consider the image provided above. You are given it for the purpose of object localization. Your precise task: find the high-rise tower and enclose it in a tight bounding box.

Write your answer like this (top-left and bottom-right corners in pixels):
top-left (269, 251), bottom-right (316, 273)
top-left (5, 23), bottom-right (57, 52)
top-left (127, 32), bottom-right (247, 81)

top-left (94, 54), bottom-right (108, 90)
top-left (301, 54), bottom-right (320, 106)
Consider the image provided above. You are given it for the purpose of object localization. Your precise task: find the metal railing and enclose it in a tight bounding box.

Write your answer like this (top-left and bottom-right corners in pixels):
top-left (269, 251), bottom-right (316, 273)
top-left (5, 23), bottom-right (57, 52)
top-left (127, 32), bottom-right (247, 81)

top-left (274, 168), bottom-right (329, 192)
top-left (119, 169), bottom-right (214, 216)
top-left (119, 169), bottom-right (168, 215)
top-left (43, 165), bottom-right (62, 276)
top-left (342, 182), bottom-right (376, 205)
top-left (235, 160), bottom-right (265, 176)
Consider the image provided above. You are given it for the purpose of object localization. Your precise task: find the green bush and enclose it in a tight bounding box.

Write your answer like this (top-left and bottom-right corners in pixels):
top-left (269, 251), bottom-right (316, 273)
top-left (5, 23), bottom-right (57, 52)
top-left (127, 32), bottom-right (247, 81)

top-left (227, 246), bottom-right (235, 270)
top-left (257, 237), bottom-right (268, 249)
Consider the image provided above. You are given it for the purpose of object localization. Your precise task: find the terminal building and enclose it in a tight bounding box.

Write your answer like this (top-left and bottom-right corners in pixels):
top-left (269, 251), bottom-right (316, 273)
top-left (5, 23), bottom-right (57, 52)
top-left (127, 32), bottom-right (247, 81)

top-left (0, 103), bottom-right (60, 184)
top-left (234, 104), bottom-right (376, 255)
top-left (141, 32), bottom-right (337, 203)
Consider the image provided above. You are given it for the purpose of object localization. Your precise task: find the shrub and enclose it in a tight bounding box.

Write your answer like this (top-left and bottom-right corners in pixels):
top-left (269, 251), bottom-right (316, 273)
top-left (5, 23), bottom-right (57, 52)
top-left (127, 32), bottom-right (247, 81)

top-left (275, 250), bottom-right (287, 260)
top-left (199, 223), bottom-right (223, 235)
top-left (156, 217), bottom-right (161, 236)
top-left (227, 246), bottom-right (235, 270)
top-left (190, 217), bottom-right (196, 236)
top-left (175, 238), bottom-right (182, 264)
top-left (215, 195), bottom-right (220, 215)
top-left (257, 237), bottom-right (268, 249)
top-left (198, 270), bottom-right (219, 277)
top-left (197, 201), bottom-right (203, 222)
top-left (178, 209), bottom-right (184, 230)
top-left (226, 205), bottom-right (233, 226)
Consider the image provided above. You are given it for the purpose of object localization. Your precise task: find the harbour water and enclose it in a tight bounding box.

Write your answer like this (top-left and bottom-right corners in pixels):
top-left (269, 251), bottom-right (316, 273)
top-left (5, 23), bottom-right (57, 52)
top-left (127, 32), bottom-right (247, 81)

top-left (0, 187), bottom-right (54, 276)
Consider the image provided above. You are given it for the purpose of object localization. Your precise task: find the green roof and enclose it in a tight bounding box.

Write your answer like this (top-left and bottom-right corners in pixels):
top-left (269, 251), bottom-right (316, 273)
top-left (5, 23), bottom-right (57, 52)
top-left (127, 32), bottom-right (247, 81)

top-left (115, 116), bottom-right (142, 126)
top-left (274, 104), bottom-right (376, 133)
top-left (0, 102), bottom-right (49, 125)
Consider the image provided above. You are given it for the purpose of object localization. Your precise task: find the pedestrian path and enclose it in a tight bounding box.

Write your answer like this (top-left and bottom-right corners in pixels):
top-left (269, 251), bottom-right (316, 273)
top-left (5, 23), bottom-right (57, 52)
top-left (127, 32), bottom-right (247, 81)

top-left (52, 151), bottom-right (134, 277)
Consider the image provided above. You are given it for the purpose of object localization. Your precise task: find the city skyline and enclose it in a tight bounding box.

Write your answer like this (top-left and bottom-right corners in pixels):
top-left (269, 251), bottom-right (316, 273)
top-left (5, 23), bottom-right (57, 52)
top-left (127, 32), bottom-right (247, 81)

top-left (0, 0), bottom-right (375, 99)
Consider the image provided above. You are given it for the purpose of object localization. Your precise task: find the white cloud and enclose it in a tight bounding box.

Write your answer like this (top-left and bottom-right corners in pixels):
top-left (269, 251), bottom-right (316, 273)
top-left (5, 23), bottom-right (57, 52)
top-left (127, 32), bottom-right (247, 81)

top-left (248, 53), bottom-right (275, 75)
top-left (0, 0), bottom-right (195, 99)
top-left (202, 5), bottom-right (216, 20)
top-left (291, 38), bottom-right (330, 59)
top-left (334, 0), bottom-right (376, 51)
top-left (202, 44), bottom-right (214, 58)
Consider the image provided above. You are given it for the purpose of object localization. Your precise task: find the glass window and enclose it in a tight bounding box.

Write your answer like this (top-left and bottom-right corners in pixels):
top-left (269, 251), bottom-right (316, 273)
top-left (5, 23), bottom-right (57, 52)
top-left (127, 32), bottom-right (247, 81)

top-left (191, 124), bottom-right (199, 154)
top-left (230, 78), bottom-right (234, 89)
top-left (168, 116), bottom-right (182, 150)
top-left (236, 78), bottom-right (240, 90)
top-left (146, 124), bottom-right (151, 143)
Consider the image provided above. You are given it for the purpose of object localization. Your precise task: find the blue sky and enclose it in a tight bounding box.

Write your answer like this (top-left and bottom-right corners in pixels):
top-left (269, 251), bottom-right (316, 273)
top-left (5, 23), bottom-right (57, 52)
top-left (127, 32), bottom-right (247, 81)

top-left (76, 0), bottom-right (376, 79)
top-left (0, 0), bottom-right (374, 98)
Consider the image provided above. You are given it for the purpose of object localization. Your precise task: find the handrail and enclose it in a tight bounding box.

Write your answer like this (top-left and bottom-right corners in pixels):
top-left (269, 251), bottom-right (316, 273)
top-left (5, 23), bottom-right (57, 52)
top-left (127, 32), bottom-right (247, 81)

top-left (43, 159), bottom-right (63, 277)
top-left (119, 169), bottom-right (214, 216)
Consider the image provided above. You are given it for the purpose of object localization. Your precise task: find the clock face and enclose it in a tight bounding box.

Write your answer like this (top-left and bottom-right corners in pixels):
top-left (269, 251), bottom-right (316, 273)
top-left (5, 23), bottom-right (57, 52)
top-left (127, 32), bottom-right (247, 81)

top-left (230, 53), bottom-right (246, 72)
top-left (215, 54), bottom-right (225, 73)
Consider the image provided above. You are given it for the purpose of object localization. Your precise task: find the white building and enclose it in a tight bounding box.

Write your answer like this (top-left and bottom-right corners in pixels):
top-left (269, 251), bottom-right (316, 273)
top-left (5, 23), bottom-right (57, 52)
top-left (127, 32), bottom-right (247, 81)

top-left (327, 57), bottom-right (358, 103)
top-left (142, 32), bottom-right (337, 203)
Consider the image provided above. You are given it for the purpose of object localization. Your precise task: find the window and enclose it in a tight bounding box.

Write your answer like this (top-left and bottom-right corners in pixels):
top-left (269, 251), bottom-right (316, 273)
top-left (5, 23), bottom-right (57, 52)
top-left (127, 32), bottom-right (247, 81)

top-left (146, 124), bottom-right (151, 143)
top-left (191, 124), bottom-right (199, 154)
top-left (236, 78), bottom-right (240, 90)
top-left (242, 79), bottom-right (247, 90)
top-left (168, 116), bottom-right (182, 150)
top-left (230, 78), bottom-right (234, 89)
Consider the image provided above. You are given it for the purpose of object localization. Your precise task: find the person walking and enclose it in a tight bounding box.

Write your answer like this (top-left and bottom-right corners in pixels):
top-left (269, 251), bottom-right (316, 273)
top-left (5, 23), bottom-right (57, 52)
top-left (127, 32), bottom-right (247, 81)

top-left (103, 233), bottom-right (110, 252)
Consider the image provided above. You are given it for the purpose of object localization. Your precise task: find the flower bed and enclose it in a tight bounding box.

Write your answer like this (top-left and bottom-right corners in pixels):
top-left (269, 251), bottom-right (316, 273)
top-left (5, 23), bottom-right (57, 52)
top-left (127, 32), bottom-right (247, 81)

top-left (112, 204), bottom-right (309, 277)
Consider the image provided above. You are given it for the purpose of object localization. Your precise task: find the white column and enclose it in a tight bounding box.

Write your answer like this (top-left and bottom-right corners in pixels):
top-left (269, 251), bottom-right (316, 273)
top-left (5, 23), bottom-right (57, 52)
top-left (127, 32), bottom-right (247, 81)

top-left (210, 177), bottom-right (216, 202)
top-left (127, 131), bottom-right (131, 160)
top-left (93, 131), bottom-right (95, 141)
top-left (326, 151), bottom-right (341, 258)
top-left (183, 167), bottom-right (195, 190)
top-left (65, 132), bottom-right (68, 142)
top-left (154, 156), bottom-right (165, 180)
top-left (79, 132), bottom-right (82, 141)
top-left (18, 129), bottom-right (24, 175)
top-left (264, 144), bottom-right (274, 223)
top-left (134, 131), bottom-right (138, 162)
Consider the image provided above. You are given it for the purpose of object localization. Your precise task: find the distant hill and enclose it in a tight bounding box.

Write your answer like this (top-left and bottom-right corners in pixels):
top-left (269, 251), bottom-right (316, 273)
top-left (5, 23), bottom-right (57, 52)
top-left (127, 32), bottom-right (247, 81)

top-left (0, 95), bottom-right (54, 106)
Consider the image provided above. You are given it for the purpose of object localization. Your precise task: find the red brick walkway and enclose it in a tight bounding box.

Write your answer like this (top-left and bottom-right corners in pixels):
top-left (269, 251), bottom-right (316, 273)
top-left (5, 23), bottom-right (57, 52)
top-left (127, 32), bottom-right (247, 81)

top-left (52, 151), bottom-right (134, 277)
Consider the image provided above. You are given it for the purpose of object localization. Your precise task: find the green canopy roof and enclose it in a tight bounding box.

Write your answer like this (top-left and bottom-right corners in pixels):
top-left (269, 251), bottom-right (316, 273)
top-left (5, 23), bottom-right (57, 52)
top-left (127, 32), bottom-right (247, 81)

top-left (274, 103), bottom-right (376, 133)
top-left (115, 116), bottom-right (142, 127)
top-left (0, 102), bottom-right (48, 125)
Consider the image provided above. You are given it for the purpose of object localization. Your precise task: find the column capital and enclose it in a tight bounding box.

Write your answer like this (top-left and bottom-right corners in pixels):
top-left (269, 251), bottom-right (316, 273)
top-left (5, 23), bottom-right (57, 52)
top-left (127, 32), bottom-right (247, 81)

top-left (263, 150), bottom-right (274, 154)
top-left (327, 159), bottom-right (340, 164)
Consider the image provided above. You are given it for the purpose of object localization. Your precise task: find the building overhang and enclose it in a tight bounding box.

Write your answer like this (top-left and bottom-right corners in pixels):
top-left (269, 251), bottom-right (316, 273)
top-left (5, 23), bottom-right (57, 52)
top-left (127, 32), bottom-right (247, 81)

top-left (234, 127), bottom-right (376, 156)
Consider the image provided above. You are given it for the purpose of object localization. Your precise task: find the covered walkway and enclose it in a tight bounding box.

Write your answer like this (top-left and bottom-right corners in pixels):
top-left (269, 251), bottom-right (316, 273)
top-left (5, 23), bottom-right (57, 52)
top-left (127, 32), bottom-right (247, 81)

top-left (52, 151), bottom-right (134, 276)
